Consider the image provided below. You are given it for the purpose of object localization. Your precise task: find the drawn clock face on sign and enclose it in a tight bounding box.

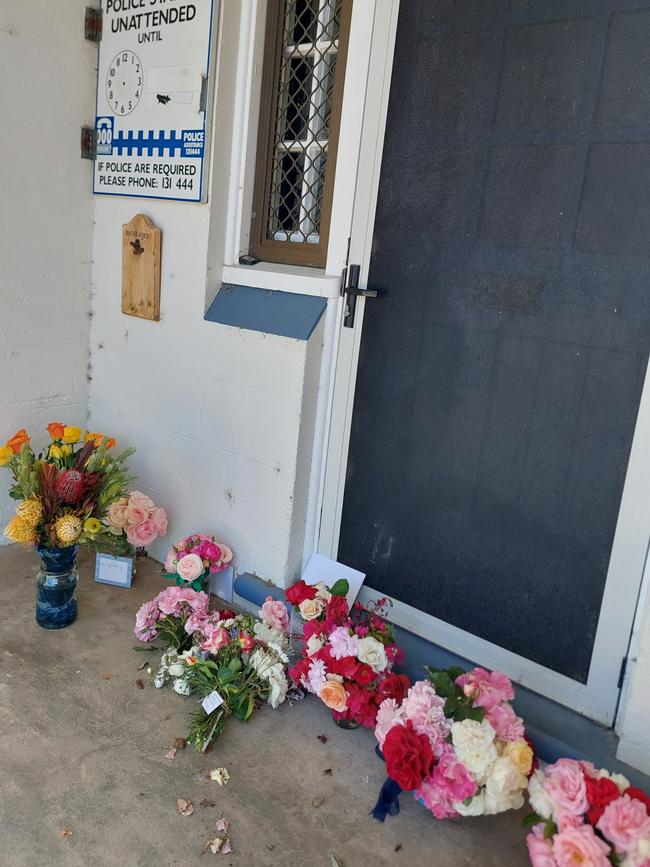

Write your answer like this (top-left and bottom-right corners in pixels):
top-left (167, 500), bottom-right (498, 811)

top-left (106, 50), bottom-right (143, 116)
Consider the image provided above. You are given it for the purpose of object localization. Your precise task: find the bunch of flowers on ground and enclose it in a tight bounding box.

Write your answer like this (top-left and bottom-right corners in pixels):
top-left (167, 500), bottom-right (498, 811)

top-left (134, 587), bottom-right (290, 750)
top-left (525, 758), bottom-right (650, 867)
top-left (287, 578), bottom-right (409, 728)
top-left (104, 490), bottom-right (168, 549)
top-left (163, 533), bottom-right (233, 591)
top-left (1, 423), bottom-right (136, 553)
top-left (374, 666), bottom-right (534, 820)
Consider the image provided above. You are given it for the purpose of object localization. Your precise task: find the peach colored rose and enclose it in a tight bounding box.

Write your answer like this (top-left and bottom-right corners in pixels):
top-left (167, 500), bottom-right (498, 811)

top-left (107, 497), bottom-right (129, 530)
top-left (127, 519), bottom-right (157, 547)
top-left (177, 553), bottom-right (204, 582)
top-left (298, 597), bottom-right (325, 620)
top-left (319, 679), bottom-right (347, 712)
top-left (129, 490), bottom-right (155, 512)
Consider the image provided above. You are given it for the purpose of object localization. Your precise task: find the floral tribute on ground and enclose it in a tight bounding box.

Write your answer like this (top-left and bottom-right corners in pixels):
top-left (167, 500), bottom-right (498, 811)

top-left (134, 586), bottom-right (290, 751)
top-left (286, 578), bottom-right (409, 729)
top-left (371, 666), bottom-right (534, 822)
top-left (525, 758), bottom-right (650, 867)
top-left (162, 533), bottom-right (233, 591)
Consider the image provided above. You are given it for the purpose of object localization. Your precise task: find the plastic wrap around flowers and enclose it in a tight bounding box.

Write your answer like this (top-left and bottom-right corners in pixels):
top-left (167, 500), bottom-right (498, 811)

top-left (372, 666), bottom-right (534, 822)
top-left (162, 533), bottom-right (232, 591)
top-left (525, 759), bottom-right (650, 867)
top-left (287, 578), bottom-right (409, 729)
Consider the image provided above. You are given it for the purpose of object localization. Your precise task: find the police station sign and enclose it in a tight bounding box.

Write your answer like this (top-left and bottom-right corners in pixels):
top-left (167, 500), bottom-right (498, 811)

top-left (93, 0), bottom-right (216, 202)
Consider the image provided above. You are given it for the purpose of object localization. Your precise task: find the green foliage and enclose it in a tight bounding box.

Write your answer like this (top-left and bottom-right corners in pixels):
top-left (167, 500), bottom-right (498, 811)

top-left (9, 445), bottom-right (39, 501)
top-left (522, 812), bottom-right (544, 829)
top-left (329, 578), bottom-right (349, 597)
top-left (425, 665), bottom-right (486, 724)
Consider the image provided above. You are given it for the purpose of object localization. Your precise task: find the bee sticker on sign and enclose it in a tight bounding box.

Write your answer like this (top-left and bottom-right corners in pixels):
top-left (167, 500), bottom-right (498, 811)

top-left (93, 0), bottom-right (217, 203)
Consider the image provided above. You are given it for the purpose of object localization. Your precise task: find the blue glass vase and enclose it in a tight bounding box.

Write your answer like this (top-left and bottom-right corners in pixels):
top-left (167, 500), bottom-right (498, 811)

top-left (36, 545), bottom-right (79, 629)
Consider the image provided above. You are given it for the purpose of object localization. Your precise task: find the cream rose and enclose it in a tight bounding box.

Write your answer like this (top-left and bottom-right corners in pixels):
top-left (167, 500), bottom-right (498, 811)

top-left (107, 497), bottom-right (129, 530)
top-left (298, 597), bottom-right (325, 620)
top-left (306, 633), bottom-right (325, 657)
top-left (528, 769), bottom-right (554, 820)
top-left (319, 679), bottom-right (347, 712)
top-left (502, 740), bottom-right (534, 776)
top-left (483, 756), bottom-right (527, 814)
top-left (356, 636), bottom-right (388, 673)
top-left (177, 553), bottom-right (204, 582)
top-left (451, 719), bottom-right (498, 784)
top-left (129, 490), bottom-right (155, 511)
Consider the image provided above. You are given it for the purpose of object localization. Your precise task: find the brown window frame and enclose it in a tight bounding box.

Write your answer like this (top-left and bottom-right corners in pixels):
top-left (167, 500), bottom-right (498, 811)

top-left (250, 0), bottom-right (353, 269)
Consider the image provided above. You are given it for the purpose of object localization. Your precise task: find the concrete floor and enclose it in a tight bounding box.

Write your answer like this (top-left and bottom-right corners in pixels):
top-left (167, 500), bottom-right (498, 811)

top-left (0, 546), bottom-right (531, 867)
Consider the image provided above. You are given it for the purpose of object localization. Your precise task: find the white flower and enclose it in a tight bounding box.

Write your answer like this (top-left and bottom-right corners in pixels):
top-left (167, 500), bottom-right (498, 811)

top-left (483, 756), bottom-right (527, 814)
top-left (267, 641), bottom-right (289, 663)
top-left (597, 767), bottom-right (631, 792)
top-left (306, 633), bottom-right (325, 657)
top-left (253, 620), bottom-right (289, 650)
top-left (267, 671), bottom-right (289, 708)
top-left (527, 769), bottom-right (554, 820)
top-left (172, 678), bottom-right (190, 696)
top-left (313, 581), bottom-right (332, 602)
top-left (453, 792), bottom-right (486, 817)
top-left (168, 661), bottom-right (185, 677)
top-left (451, 719), bottom-right (498, 784)
top-left (356, 636), bottom-right (388, 673)
top-left (639, 837), bottom-right (650, 858)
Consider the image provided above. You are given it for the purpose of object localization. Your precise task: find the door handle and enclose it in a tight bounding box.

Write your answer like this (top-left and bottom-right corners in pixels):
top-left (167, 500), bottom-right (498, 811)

top-left (342, 264), bottom-right (378, 328)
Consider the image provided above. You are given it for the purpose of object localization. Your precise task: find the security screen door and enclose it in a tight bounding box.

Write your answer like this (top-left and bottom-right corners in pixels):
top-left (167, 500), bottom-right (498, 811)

top-left (335, 0), bottom-right (650, 722)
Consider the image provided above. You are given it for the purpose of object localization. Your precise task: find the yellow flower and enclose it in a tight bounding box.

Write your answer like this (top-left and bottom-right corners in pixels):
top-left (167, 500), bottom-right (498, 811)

top-left (4, 515), bottom-right (37, 545)
top-left (54, 514), bottom-right (82, 545)
top-left (83, 517), bottom-right (101, 535)
top-left (62, 426), bottom-right (82, 444)
top-left (502, 740), bottom-right (534, 776)
top-left (16, 498), bottom-right (42, 527)
top-left (49, 443), bottom-right (72, 460)
top-left (0, 445), bottom-right (13, 466)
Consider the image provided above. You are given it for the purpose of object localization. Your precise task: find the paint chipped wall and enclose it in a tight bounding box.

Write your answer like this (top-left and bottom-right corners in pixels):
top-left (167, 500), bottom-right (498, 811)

top-left (0, 1), bottom-right (94, 537)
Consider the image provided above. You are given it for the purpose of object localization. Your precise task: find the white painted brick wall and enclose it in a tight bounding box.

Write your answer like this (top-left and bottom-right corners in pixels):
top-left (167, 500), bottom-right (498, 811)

top-left (0, 0), bottom-right (94, 535)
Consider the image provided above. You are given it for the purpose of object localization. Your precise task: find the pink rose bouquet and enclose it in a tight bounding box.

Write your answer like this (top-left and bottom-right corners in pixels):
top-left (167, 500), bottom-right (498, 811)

top-left (163, 533), bottom-right (233, 591)
top-left (525, 759), bottom-right (650, 867)
top-left (134, 585), bottom-right (210, 650)
top-left (106, 490), bottom-right (168, 549)
top-left (287, 579), bottom-right (408, 729)
top-left (371, 666), bottom-right (534, 822)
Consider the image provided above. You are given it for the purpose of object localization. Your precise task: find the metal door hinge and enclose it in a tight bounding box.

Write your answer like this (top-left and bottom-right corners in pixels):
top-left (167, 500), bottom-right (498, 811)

top-left (342, 264), bottom-right (378, 328)
top-left (85, 7), bottom-right (102, 42)
top-left (81, 126), bottom-right (97, 160)
top-left (618, 655), bottom-right (629, 689)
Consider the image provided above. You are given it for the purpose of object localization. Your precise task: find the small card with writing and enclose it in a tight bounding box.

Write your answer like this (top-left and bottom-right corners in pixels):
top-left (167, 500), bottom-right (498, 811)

top-left (201, 690), bottom-right (224, 714)
top-left (95, 552), bottom-right (133, 588)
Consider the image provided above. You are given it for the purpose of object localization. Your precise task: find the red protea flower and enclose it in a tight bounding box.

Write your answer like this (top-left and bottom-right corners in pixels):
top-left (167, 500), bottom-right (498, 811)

top-left (55, 469), bottom-right (85, 504)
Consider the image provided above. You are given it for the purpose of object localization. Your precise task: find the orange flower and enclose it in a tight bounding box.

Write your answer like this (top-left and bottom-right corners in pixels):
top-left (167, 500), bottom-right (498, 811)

top-left (47, 422), bottom-right (65, 440)
top-left (6, 429), bottom-right (30, 454)
top-left (319, 679), bottom-right (348, 712)
top-left (85, 432), bottom-right (116, 449)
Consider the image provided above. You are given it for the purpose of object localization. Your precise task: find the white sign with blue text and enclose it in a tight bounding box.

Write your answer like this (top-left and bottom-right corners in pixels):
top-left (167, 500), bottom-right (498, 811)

top-left (93, 0), bottom-right (217, 202)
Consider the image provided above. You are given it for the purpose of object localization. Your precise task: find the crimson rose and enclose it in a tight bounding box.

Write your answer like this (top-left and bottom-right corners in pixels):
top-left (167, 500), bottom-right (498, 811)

top-left (383, 720), bottom-right (435, 791)
top-left (286, 579), bottom-right (317, 606)
top-left (585, 775), bottom-right (620, 824)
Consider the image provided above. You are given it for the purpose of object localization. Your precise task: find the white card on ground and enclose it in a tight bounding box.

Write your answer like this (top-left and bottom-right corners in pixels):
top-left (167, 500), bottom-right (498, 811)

top-left (201, 690), bottom-right (224, 714)
top-left (95, 552), bottom-right (133, 587)
top-left (301, 553), bottom-right (365, 607)
top-left (208, 566), bottom-right (234, 603)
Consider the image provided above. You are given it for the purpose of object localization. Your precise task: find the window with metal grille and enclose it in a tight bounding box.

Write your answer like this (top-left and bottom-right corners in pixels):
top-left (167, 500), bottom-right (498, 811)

top-left (250, 0), bottom-right (352, 268)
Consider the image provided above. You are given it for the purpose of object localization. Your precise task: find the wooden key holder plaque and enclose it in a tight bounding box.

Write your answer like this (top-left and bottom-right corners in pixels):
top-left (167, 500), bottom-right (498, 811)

top-left (122, 214), bottom-right (161, 321)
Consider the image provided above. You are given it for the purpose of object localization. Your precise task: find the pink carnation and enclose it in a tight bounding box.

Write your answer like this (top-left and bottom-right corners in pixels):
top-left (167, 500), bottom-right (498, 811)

top-left (415, 775), bottom-right (460, 820)
top-left (134, 599), bottom-right (159, 641)
top-left (544, 759), bottom-right (589, 822)
top-left (428, 753), bottom-right (477, 803)
top-left (155, 586), bottom-right (208, 616)
top-left (455, 667), bottom-right (514, 709)
top-left (374, 698), bottom-right (404, 747)
top-left (552, 825), bottom-right (611, 867)
top-left (261, 595), bottom-right (289, 634)
top-left (184, 611), bottom-right (209, 635)
top-left (527, 827), bottom-right (559, 867)
top-left (328, 626), bottom-right (359, 660)
top-left (597, 795), bottom-right (650, 854)
top-left (484, 703), bottom-right (525, 742)
top-left (401, 681), bottom-right (450, 756)
top-left (200, 624), bottom-right (230, 654)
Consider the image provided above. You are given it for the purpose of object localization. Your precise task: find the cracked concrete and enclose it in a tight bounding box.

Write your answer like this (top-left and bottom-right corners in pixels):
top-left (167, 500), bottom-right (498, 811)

top-left (0, 545), bottom-right (530, 867)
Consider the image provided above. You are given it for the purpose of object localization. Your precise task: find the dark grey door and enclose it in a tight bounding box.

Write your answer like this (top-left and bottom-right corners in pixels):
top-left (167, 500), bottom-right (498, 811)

top-left (338, 0), bottom-right (650, 684)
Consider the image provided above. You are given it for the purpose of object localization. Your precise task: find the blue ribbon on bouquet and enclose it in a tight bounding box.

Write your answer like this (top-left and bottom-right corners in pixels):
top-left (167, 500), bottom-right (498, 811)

top-left (371, 745), bottom-right (403, 822)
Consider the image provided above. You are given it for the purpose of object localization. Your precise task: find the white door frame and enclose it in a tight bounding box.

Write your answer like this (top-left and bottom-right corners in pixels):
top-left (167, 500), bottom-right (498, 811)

top-left (317, 0), bottom-right (650, 726)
